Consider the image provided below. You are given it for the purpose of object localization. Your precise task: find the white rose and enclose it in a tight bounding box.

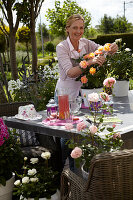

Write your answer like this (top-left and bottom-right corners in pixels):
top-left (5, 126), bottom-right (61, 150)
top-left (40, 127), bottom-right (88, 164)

top-left (22, 177), bottom-right (30, 184)
top-left (41, 152), bottom-right (51, 159)
top-left (30, 158), bottom-right (38, 164)
top-left (30, 177), bottom-right (39, 182)
top-left (14, 180), bottom-right (21, 186)
top-left (125, 48), bottom-right (131, 52)
top-left (28, 168), bottom-right (37, 176)
top-left (24, 157), bottom-right (28, 161)
top-left (115, 38), bottom-right (122, 43)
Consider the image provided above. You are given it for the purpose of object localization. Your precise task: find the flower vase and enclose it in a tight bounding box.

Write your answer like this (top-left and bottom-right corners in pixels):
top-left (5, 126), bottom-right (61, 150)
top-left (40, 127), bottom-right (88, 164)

top-left (20, 189), bottom-right (60, 200)
top-left (81, 162), bottom-right (89, 181)
top-left (81, 88), bottom-right (103, 107)
top-left (0, 173), bottom-right (15, 200)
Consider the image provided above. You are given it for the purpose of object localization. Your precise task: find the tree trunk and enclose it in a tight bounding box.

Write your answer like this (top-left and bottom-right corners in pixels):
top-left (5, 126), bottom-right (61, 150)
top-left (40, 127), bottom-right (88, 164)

top-left (0, 81), bottom-right (8, 103)
top-left (0, 53), bottom-right (12, 102)
top-left (26, 42), bottom-right (30, 64)
top-left (9, 32), bottom-right (18, 80)
top-left (30, 6), bottom-right (37, 77)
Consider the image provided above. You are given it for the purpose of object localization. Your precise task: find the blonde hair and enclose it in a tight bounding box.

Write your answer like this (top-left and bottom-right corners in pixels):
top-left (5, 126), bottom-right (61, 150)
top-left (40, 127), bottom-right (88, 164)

top-left (66, 14), bottom-right (84, 29)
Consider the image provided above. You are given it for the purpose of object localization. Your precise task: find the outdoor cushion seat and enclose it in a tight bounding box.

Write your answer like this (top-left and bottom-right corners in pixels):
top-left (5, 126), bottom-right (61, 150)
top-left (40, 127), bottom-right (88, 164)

top-left (61, 149), bottom-right (133, 200)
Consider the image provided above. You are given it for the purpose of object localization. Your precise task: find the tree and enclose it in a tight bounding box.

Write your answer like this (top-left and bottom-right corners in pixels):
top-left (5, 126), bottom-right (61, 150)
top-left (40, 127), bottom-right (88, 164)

top-left (37, 23), bottom-right (49, 40)
top-left (113, 15), bottom-right (133, 33)
top-left (46, 0), bottom-right (91, 38)
top-left (17, 26), bottom-right (31, 63)
top-left (98, 14), bottom-right (133, 34)
top-left (98, 14), bottom-right (114, 34)
top-left (15, 0), bottom-right (45, 76)
top-left (0, 0), bottom-right (20, 80)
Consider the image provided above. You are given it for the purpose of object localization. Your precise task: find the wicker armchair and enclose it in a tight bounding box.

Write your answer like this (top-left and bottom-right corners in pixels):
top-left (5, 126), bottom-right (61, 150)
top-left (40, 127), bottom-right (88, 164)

top-left (61, 149), bottom-right (133, 200)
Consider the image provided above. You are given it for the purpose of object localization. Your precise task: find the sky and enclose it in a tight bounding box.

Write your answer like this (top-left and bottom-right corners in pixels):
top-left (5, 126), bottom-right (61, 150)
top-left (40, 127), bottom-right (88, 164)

top-left (36, 0), bottom-right (133, 30)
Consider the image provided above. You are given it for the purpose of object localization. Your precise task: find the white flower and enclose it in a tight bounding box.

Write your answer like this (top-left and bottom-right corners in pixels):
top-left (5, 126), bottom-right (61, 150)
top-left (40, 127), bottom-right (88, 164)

top-left (28, 169), bottom-right (37, 176)
top-left (14, 180), bottom-right (21, 186)
top-left (132, 54), bottom-right (133, 57)
top-left (30, 177), bottom-right (39, 182)
top-left (88, 92), bottom-right (99, 102)
top-left (41, 152), bottom-right (51, 159)
top-left (22, 177), bottom-right (30, 184)
top-left (125, 48), bottom-right (131, 52)
top-left (115, 38), bottom-right (122, 43)
top-left (30, 158), bottom-right (38, 164)
top-left (24, 157), bottom-right (28, 161)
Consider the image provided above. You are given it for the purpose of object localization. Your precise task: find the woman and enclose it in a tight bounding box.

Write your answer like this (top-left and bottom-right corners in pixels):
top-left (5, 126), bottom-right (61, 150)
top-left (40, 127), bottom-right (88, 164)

top-left (55, 14), bottom-right (118, 172)
top-left (55, 14), bottom-right (118, 100)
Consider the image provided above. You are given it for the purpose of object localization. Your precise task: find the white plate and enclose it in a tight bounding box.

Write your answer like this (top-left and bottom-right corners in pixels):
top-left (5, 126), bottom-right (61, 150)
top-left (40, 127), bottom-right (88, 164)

top-left (14, 114), bottom-right (42, 121)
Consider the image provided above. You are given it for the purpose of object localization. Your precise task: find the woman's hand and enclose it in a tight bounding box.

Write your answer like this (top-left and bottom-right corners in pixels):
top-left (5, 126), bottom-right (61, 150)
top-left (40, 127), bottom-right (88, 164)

top-left (89, 55), bottom-right (106, 66)
top-left (109, 42), bottom-right (118, 55)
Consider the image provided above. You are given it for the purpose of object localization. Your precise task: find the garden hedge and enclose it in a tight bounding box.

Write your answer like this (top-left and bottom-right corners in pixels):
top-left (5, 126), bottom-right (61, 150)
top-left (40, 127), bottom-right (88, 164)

top-left (90, 33), bottom-right (133, 50)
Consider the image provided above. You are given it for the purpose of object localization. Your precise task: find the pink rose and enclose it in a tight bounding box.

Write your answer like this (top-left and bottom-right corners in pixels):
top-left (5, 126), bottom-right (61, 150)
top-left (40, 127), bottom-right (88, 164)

top-left (113, 132), bottom-right (121, 139)
top-left (77, 122), bottom-right (86, 132)
top-left (65, 123), bottom-right (73, 130)
top-left (88, 92), bottom-right (99, 102)
top-left (112, 124), bottom-right (116, 128)
top-left (89, 125), bottom-right (98, 134)
top-left (71, 147), bottom-right (82, 159)
top-left (100, 92), bottom-right (110, 102)
top-left (103, 77), bottom-right (116, 88)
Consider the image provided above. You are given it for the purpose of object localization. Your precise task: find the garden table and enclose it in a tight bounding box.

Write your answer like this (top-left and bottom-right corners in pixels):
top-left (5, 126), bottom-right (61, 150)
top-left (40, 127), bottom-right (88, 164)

top-left (4, 90), bottom-right (133, 149)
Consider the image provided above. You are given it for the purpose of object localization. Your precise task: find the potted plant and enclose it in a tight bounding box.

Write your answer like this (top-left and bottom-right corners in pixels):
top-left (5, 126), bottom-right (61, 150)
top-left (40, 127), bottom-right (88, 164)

top-left (67, 92), bottom-right (123, 179)
top-left (0, 118), bottom-right (23, 200)
top-left (75, 43), bottom-right (111, 106)
top-left (13, 152), bottom-right (60, 200)
top-left (106, 38), bottom-right (133, 96)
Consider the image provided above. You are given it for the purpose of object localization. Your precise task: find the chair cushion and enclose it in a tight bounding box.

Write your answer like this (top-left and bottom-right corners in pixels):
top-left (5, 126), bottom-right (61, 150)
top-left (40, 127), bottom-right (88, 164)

top-left (9, 128), bottom-right (39, 147)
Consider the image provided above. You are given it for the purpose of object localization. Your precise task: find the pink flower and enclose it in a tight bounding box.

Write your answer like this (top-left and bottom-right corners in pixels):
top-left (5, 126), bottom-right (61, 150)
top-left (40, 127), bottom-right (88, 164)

top-left (112, 124), bottom-right (116, 128)
top-left (65, 123), bottom-right (73, 130)
top-left (113, 132), bottom-right (121, 139)
top-left (88, 92), bottom-right (99, 102)
top-left (0, 118), bottom-right (9, 146)
top-left (71, 147), bottom-right (82, 159)
top-left (77, 122), bottom-right (86, 132)
top-left (103, 77), bottom-right (116, 88)
top-left (79, 60), bottom-right (88, 69)
top-left (89, 125), bottom-right (98, 134)
top-left (100, 92), bottom-right (110, 102)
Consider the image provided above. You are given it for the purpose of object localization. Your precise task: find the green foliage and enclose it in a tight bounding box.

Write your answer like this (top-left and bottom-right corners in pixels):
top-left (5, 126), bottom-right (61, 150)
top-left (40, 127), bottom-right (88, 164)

top-left (17, 26), bottom-right (31, 44)
top-left (13, 153), bottom-right (58, 199)
top-left (91, 33), bottom-right (133, 51)
top-left (98, 14), bottom-right (133, 34)
top-left (37, 23), bottom-right (49, 39)
top-left (44, 41), bottom-right (55, 53)
top-left (106, 39), bottom-right (133, 80)
top-left (8, 63), bottom-right (59, 111)
top-left (69, 97), bottom-right (123, 170)
top-left (0, 119), bottom-right (23, 186)
top-left (0, 28), bottom-right (6, 53)
top-left (46, 0), bottom-right (91, 38)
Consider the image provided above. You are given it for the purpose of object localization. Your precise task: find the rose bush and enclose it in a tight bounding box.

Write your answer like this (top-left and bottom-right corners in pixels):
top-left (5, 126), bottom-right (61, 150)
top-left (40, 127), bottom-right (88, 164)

top-left (67, 92), bottom-right (123, 170)
top-left (13, 151), bottom-right (59, 199)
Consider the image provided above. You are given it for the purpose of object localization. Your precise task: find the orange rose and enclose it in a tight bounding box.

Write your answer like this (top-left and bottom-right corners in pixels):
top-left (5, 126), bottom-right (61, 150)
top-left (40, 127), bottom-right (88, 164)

top-left (103, 43), bottom-right (111, 51)
top-left (94, 50), bottom-right (103, 55)
top-left (83, 52), bottom-right (95, 59)
top-left (77, 49), bottom-right (81, 53)
top-left (79, 60), bottom-right (88, 69)
top-left (98, 46), bottom-right (104, 51)
top-left (81, 75), bottom-right (88, 84)
top-left (89, 67), bottom-right (96, 75)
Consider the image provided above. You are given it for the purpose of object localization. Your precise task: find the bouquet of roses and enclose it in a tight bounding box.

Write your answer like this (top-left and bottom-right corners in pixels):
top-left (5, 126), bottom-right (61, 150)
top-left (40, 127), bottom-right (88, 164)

top-left (76, 43), bottom-right (111, 89)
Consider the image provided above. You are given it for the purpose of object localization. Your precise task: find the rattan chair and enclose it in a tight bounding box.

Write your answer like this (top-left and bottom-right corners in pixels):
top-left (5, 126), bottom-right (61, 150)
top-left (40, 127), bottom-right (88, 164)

top-left (61, 149), bottom-right (133, 200)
